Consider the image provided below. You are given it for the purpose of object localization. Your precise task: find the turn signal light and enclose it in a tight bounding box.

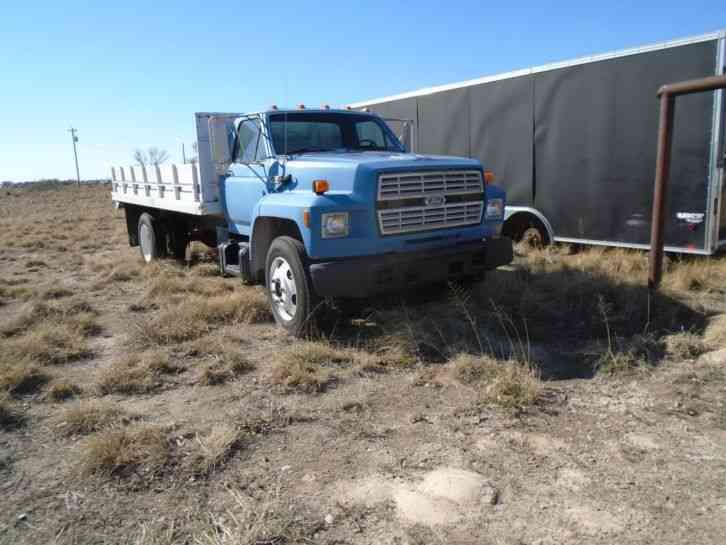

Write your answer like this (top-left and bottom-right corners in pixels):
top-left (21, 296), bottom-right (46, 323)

top-left (313, 179), bottom-right (330, 195)
top-left (484, 170), bottom-right (496, 185)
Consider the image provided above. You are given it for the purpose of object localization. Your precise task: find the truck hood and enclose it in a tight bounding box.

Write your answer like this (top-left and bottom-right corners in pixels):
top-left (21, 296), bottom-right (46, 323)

top-left (278, 151), bottom-right (483, 196)
top-left (285, 151), bottom-right (481, 170)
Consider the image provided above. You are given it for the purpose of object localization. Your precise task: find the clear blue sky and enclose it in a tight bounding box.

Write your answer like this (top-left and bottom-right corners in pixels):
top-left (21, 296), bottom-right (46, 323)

top-left (0, 1), bottom-right (723, 181)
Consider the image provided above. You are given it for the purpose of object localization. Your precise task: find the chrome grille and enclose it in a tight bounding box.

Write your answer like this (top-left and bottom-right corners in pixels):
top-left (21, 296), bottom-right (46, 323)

top-left (378, 170), bottom-right (483, 200)
top-left (377, 169), bottom-right (485, 235)
top-left (378, 202), bottom-right (484, 236)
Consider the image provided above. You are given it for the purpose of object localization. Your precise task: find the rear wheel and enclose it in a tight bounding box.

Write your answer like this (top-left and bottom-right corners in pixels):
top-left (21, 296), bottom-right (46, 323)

top-left (137, 212), bottom-right (166, 263)
top-left (265, 236), bottom-right (319, 337)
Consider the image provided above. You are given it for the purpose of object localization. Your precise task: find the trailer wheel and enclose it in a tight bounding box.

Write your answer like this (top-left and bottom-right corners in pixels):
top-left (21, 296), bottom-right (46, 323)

top-left (265, 236), bottom-right (320, 337)
top-left (137, 212), bottom-right (167, 263)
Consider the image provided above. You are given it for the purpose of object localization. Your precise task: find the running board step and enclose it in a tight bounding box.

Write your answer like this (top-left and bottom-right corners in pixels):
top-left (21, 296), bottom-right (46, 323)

top-left (218, 241), bottom-right (253, 283)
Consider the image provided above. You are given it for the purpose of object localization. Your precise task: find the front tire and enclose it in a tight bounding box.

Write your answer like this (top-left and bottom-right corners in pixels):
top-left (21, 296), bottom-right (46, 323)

top-left (265, 236), bottom-right (319, 337)
top-left (137, 212), bottom-right (167, 263)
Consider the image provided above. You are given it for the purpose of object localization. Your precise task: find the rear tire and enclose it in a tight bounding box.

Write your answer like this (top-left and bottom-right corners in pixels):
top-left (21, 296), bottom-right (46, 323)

top-left (137, 212), bottom-right (167, 263)
top-left (265, 236), bottom-right (320, 337)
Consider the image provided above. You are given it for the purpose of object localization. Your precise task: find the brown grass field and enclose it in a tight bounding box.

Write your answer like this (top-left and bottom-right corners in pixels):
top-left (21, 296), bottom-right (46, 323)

top-left (1, 183), bottom-right (726, 544)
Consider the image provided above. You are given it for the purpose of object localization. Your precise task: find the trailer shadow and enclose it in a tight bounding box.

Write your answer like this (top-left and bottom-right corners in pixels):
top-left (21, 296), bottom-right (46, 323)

top-left (324, 264), bottom-right (709, 381)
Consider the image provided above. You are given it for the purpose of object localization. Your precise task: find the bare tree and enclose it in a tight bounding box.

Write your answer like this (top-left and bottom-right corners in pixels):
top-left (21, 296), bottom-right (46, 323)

top-left (133, 147), bottom-right (169, 167)
top-left (147, 147), bottom-right (169, 166)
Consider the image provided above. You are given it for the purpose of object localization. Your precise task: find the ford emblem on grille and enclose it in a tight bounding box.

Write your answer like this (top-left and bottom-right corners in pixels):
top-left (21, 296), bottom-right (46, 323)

top-left (425, 195), bottom-right (446, 206)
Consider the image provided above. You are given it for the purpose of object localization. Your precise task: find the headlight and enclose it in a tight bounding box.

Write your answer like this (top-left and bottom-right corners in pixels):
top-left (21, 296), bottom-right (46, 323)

top-left (321, 212), bottom-right (350, 238)
top-left (485, 198), bottom-right (504, 220)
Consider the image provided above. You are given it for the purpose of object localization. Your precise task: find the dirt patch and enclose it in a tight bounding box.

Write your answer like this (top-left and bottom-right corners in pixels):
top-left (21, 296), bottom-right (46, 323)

top-left (1, 185), bottom-right (726, 544)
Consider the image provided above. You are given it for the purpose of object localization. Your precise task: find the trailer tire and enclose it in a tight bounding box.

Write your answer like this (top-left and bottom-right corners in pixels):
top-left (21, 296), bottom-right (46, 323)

top-left (137, 212), bottom-right (167, 263)
top-left (265, 236), bottom-right (320, 337)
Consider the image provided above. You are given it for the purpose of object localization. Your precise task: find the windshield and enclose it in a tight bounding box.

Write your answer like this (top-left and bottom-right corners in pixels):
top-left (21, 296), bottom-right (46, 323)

top-left (269, 112), bottom-right (405, 155)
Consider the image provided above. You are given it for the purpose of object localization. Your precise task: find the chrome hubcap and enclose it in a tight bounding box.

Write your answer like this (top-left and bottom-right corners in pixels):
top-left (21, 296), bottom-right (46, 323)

top-left (139, 223), bottom-right (153, 262)
top-left (269, 257), bottom-right (297, 322)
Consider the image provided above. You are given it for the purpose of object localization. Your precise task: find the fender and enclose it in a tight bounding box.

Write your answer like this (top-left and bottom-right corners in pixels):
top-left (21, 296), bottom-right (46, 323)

top-left (504, 206), bottom-right (555, 242)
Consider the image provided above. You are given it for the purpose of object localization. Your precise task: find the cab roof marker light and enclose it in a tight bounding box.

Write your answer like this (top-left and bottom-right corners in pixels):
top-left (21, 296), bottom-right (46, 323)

top-left (484, 170), bottom-right (496, 185)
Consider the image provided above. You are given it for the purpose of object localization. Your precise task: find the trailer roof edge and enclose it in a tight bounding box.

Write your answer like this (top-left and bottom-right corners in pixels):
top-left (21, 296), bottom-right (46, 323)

top-left (348, 30), bottom-right (726, 107)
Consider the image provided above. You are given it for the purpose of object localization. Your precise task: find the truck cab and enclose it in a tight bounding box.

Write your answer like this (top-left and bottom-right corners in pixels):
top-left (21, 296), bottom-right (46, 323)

top-left (112, 108), bottom-right (513, 336)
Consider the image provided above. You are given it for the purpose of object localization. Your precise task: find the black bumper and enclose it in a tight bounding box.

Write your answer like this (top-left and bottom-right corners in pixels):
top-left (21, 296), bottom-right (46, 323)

top-left (309, 237), bottom-right (513, 299)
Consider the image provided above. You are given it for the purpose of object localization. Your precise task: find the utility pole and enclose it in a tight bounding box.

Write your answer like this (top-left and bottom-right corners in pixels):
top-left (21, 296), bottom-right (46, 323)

top-left (182, 142), bottom-right (187, 164)
top-left (68, 128), bottom-right (80, 186)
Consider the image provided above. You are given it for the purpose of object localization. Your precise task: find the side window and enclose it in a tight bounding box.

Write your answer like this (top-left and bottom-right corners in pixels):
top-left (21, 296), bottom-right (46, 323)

top-left (355, 121), bottom-right (386, 148)
top-left (237, 119), bottom-right (266, 162)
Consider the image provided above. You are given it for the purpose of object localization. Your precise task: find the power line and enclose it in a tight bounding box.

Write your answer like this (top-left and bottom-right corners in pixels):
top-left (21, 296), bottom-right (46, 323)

top-left (68, 128), bottom-right (80, 187)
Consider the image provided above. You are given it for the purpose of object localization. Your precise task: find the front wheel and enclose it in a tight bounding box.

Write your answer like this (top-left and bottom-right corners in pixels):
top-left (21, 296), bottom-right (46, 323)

top-left (265, 236), bottom-right (319, 337)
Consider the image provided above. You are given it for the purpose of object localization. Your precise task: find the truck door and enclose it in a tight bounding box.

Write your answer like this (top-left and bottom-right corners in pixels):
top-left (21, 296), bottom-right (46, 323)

top-left (223, 117), bottom-right (270, 235)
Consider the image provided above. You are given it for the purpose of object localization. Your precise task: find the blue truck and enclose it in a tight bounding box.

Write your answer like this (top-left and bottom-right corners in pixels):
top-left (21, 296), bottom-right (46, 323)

top-left (111, 109), bottom-right (513, 335)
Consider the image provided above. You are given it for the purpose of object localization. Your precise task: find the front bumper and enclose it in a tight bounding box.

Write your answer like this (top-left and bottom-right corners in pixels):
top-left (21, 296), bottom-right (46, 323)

top-left (309, 237), bottom-right (513, 298)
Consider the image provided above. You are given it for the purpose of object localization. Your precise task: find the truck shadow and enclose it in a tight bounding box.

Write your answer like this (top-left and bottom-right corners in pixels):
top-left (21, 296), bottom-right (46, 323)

top-left (324, 264), bottom-right (709, 381)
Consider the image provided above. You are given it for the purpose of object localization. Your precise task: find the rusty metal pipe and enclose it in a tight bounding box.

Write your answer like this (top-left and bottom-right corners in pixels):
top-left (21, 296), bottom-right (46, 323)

top-left (648, 74), bottom-right (726, 290)
top-left (648, 94), bottom-right (675, 289)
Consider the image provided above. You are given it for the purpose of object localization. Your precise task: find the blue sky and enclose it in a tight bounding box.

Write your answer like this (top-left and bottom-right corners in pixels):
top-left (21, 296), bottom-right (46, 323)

top-left (0, 1), bottom-right (723, 181)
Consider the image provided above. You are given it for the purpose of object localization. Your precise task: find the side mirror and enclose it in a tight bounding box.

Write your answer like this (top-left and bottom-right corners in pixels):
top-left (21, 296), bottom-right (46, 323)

top-left (209, 117), bottom-right (235, 175)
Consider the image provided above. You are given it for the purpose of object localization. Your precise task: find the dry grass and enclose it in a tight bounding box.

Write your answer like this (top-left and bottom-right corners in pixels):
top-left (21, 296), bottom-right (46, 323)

top-left (2, 322), bottom-right (92, 365)
top-left (1, 298), bottom-right (98, 338)
top-left (0, 396), bottom-right (23, 429)
top-left (39, 286), bottom-right (74, 300)
top-left (663, 258), bottom-right (726, 293)
top-left (96, 350), bottom-right (177, 395)
top-left (79, 424), bottom-right (171, 477)
top-left (57, 400), bottom-right (126, 435)
top-left (451, 354), bottom-right (542, 409)
top-left (0, 364), bottom-right (49, 395)
top-left (270, 341), bottom-right (357, 392)
top-left (188, 423), bottom-right (242, 475)
top-left (704, 314), bottom-right (726, 348)
top-left (132, 284), bottom-right (271, 348)
top-left (664, 331), bottom-right (708, 360)
top-left (191, 337), bottom-right (255, 385)
top-left (46, 380), bottom-right (82, 401)
top-left (195, 489), bottom-right (312, 545)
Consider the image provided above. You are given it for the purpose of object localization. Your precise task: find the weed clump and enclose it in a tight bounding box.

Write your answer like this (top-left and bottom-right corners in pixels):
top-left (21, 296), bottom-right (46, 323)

top-left (57, 400), bottom-right (127, 435)
top-left (97, 350), bottom-right (177, 395)
top-left (79, 424), bottom-right (171, 477)
top-left (451, 354), bottom-right (542, 409)
top-left (0, 364), bottom-right (49, 396)
top-left (270, 342), bottom-right (351, 392)
top-left (46, 381), bottom-right (82, 401)
top-left (188, 424), bottom-right (242, 475)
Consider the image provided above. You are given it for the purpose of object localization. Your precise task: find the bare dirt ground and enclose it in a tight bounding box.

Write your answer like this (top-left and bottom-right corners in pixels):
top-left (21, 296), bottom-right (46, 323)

top-left (1, 183), bottom-right (725, 545)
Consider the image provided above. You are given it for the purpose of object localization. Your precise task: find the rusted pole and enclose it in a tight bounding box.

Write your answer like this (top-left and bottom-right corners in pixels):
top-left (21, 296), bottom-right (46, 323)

top-left (648, 94), bottom-right (675, 289)
top-left (648, 74), bottom-right (726, 290)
